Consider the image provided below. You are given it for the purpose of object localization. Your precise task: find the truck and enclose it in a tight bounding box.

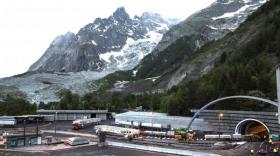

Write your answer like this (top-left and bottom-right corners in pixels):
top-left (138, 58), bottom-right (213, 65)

top-left (0, 117), bottom-right (17, 127)
top-left (72, 118), bottom-right (101, 130)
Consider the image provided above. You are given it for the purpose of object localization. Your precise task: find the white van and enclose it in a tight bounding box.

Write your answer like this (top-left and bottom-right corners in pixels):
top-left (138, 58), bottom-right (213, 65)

top-left (64, 137), bottom-right (89, 146)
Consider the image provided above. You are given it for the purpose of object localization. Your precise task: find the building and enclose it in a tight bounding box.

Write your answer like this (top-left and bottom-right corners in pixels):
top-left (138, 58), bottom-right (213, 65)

top-left (191, 109), bottom-right (280, 135)
top-left (0, 116), bottom-right (17, 126)
top-left (3, 132), bottom-right (42, 148)
top-left (115, 111), bottom-right (214, 131)
top-left (37, 109), bottom-right (109, 121)
top-left (0, 115), bottom-right (47, 127)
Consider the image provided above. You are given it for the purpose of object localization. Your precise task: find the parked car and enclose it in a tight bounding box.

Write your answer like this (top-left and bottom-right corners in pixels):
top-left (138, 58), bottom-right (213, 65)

top-left (272, 141), bottom-right (280, 147)
top-left (258, 149), bottom-right (268, 155)
top-left (213, 142), bottom-right (233, 149)
top-left (64, 137), bottom-right (89, 146)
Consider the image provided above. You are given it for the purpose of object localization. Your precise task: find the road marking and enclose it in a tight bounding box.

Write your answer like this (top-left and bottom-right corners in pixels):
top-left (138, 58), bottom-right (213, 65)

top-left (41, 130), bottom-right (97, 138)
top-left (108, 141), bottom-right (221, 156)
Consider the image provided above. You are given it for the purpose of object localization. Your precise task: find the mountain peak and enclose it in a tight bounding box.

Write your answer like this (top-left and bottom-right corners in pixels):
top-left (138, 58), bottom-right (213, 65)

top-left (51, 31), bottom-right (76, 46)
top-left (29, 6), bottom-right (172, 74)
top-left (113, 7), bottom-right (130, 21)
top-left (114, 7), bottom-right (126, 13)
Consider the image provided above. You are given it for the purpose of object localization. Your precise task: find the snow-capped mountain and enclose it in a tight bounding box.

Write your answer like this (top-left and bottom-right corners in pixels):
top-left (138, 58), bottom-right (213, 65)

top-left (150, 0), bottom-right (267, 54)
top-left (29, 7), bottom-right (176, 73)
top-left (0, 7), bottom-right (177, 103)
top-left (209, 0), bottom-right (267, 30)
top-left (0, 1), bottom-right (268, 103)
top-left (135, 0), bottom-right (267, 79)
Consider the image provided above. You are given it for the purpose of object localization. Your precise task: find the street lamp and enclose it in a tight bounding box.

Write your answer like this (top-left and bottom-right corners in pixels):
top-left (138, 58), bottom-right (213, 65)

top-left (36, 118), bottom-right (39, 138)
top-left (54, 112), bottom-right (58, 138)
top-left (150, 112), bottom-right (154, 138)
top-left (218, 113), bottom-right (224, 139)
top-left (23, 119), bottom-right (26, 146)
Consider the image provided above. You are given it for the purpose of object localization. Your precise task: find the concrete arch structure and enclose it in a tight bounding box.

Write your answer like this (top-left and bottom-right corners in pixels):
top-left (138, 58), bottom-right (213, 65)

top-left (234, 118), bottom-right (270, 134)
top-left (187, 96), bottom-right (278, 131)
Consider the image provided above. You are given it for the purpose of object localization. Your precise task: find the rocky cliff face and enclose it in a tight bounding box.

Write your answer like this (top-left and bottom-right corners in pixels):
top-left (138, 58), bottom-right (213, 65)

top-left (0, 1), bottom-right (269, 103)
top-left (165, 0), bottom-right (268, 88)
top-left (135, 0), bottom-right (267, 78)
top-left (0, 7), bottom-right (177, 103)
top-left (29, 7), bottom-right (176, 73)
top-left (153, 0), bottom-right (267, 53)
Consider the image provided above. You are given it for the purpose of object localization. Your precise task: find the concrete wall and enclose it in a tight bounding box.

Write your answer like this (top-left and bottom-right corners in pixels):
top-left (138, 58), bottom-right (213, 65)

top-left (192, 109), bottom-right (280, 134)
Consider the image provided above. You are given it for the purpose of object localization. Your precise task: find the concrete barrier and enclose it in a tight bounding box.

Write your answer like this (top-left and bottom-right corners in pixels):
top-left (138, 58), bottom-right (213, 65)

top-left (108, 141), bottom-right (220, 156)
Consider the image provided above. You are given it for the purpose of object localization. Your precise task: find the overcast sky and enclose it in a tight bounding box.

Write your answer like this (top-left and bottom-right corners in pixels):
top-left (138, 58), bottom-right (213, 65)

top-left (0, 0), bottom-right (215, 78)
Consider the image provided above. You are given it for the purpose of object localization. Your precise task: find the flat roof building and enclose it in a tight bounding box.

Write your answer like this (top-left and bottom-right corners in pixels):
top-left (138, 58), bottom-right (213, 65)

top-left (37, 109), bottom-right (109, 121)
top-left (115, 111), bottom-right (214, 131)
top-left (3, 131), bottom-right (42, 148)
top-left (0, 115), bottom-right (46, 126)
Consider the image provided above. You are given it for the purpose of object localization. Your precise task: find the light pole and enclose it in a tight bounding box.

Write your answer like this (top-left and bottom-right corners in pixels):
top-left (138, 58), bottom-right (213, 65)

top-left (218, 113), bottom-right (223, 139)
top-left (36, 118), bottom-right (39, 138)
top-left (54, 112), bottom-right (58, 138)
top-left (276, 67), bottom-right (280, 124)
top-left (23, 119), bottom-right (26, 146)
top-left (150, 112), bottom-right (154, 138)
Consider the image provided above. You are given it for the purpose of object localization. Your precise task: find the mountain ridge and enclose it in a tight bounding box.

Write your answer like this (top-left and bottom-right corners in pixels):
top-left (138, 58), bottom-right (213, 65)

top-left (29, 7), bottom-right (176, 73)
top-left (90, 0), bottom-right (280, 115)
top-left (135, 0), bottom-right (267, 79)
top-left (95, 0), bottom-right (268, 95)
top-left (0, 7), bottom-right (177, 103)
top-left (0, 0), bottom-right (270, 104)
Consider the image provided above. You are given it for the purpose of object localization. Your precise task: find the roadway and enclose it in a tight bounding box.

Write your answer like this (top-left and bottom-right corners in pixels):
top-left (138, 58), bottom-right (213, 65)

top-left (0, 145), bottom-right (167, 156)
top-left (213, 141), bottom-right (274, 156)
top-left (1, 121), bottom-right (277, 156)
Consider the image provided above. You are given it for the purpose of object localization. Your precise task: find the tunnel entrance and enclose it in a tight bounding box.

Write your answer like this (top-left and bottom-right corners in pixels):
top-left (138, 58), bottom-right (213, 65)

top-left (235, 119), bottom-right (269, 139)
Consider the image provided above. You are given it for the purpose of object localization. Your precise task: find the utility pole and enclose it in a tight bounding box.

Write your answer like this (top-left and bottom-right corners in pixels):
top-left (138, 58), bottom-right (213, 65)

top-left (55, 112), bottom-right (58, 138)
top-left (218, 113), bottom-right (223, 139)
top-left (276, 67), bottom-right (280, 124)
top-left (36, 118), bottom-right (39, 138)
top-left (151, 112), bottom-right (154, 138)
top-left (23, 119), bottom-right (26, 146)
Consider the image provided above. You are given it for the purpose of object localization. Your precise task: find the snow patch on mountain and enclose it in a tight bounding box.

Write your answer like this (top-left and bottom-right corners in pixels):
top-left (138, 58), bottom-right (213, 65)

top-left (114, 81), bottom-right (129, 89)
top-left (222, 0), bottom-right (235, 4)
top-left (207, 25), bottom-right (219, 30)
top-left (99, 29), bottom-right (164, 71)
top-left (145, 76), bottom-right (161, 83)
top-left (212, 4), bottom-right (255, 20)
top-left (209, 0), bottom-right (267, 31)
top-left (133, 70), bottom-right (138, 77)
top-left (91, 40), bottom-right (97, 46)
